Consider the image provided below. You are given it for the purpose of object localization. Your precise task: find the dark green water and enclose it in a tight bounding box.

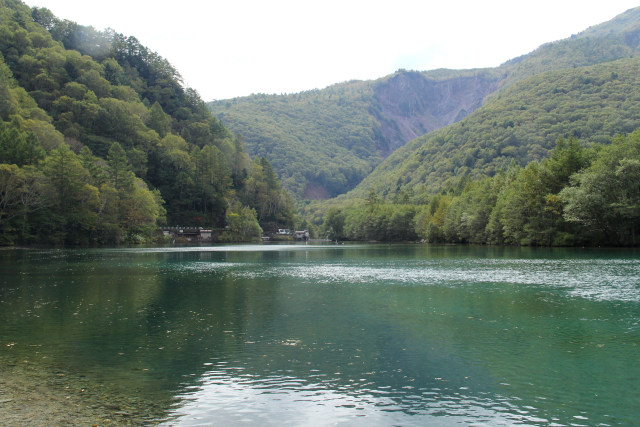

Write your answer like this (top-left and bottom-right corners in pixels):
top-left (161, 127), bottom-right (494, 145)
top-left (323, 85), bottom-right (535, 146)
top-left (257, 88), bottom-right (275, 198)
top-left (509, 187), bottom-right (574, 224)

top-left (0, 244), bottom-right (638, 425)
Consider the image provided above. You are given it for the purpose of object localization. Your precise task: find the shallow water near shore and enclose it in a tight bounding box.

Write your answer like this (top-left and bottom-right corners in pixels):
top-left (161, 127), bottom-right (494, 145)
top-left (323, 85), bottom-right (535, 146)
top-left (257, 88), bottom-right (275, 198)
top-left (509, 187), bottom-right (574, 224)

top-left (1, 244), bottom-right (639, 425)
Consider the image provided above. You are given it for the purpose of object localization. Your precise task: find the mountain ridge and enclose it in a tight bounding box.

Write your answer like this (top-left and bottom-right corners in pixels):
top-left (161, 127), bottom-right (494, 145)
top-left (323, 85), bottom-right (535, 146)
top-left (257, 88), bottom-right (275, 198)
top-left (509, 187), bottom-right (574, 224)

top-left (346, 56), bottom-right (640, 202)
top-left (372, 70), bottom-right (501, 157)
top-left (209, 6), bottom-right (640, 200)
top-left (209, 67), bottom-right (503, 199)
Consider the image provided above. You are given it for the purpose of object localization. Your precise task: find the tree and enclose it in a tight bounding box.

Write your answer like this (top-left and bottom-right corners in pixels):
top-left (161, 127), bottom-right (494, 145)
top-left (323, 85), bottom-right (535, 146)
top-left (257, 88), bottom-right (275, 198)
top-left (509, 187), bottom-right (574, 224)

top-left (96, 183), bottom-right (121, 243)
top-left (241, 157), bottom-right (295, 232)
top-left (192, 145), bottom-right (231, 226)
top-left (324, 207), bottom-right (345, 241)
top-left (149, 101), bottom-right (171, 137)
top-left (541, 137), bottom-right (588, 193)
top-left (365, 189), bottom-right (379, 210)
top-left (119, 179), bottom-right (165, 240)
top-left (561, 131), bottom-right (640, 245)
top-left (230, 134), bottom-right (249, 188)
top-left (41, 144), bottom-right (99, 243)
top-left (107, 141), bottom-right (133, 190)
top-left (0, 164), bottom-right (28, 242)
top-left (0, 120), bottom-right (45, 166)
top-left (386, 204), bottom-right (418, 241)
top-left (220, 203), bottom-right (262, 242)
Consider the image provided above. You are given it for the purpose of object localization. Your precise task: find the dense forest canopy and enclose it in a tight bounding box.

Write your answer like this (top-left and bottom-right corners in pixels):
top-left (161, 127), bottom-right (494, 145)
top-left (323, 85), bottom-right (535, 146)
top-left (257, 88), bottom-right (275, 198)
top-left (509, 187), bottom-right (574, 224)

top-left (316, 131), bottom-right (640, 247)
top-left (0, 0), bottom-right (294, 245)
top-left (210, 82), bottom-right (380, 199)
top-left (209, 69), bottom-right (500, 199)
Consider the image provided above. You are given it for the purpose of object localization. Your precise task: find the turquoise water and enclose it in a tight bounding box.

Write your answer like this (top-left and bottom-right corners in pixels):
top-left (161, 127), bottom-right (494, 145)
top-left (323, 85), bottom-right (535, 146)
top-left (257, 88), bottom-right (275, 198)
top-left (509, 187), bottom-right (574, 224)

top-left (0, 244), bottom-right (638, 425)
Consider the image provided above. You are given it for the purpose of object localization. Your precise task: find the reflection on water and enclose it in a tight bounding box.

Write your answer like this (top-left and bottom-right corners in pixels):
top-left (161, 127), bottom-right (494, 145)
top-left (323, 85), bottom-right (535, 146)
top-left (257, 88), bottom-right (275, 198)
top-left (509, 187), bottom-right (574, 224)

top-left (0, 244), bottom-right (638, 425)
top-left (171, 365), bottom-right (556, 426)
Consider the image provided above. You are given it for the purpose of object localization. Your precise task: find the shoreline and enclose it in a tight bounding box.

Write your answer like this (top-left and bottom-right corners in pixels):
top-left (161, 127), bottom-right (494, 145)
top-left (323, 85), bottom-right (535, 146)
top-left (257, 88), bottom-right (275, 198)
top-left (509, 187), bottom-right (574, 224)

top-left (0, 357), bottom-right (172, 426)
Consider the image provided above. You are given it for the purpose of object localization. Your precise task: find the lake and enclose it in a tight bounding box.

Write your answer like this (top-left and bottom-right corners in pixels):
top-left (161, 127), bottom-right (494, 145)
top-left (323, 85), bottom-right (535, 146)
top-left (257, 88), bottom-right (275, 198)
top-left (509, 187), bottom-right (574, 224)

top-left (0, 244), bottom-right (638, 425)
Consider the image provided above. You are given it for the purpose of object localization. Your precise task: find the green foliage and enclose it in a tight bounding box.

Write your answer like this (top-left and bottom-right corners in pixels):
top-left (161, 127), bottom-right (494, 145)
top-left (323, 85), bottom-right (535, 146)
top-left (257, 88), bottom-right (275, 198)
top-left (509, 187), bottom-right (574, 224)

top-left (209, 68), bottom-right (502, 200)
top-left (210, 84), bottom-right (379, 199)
top-left (0, 1), bottom-right (292, 245)
top-left (40, 143), bottom-right (99, 243)
top-left (316, 195), bottom-right (418, 242)
top-left (0, 162), bottom-right (42, 244)
top-left (239, 156), bottom-right (295, 233)
top-left (325, 132), bottom-right (640, 246)
top-left (311, 8), bottom-right (640, 246)
top-left (353, 57), bottom-right (640, 201)
top-left (0, 118), bottom-right (45, 165)
top-left (425, 139), bottom-right (591, 246)
top-left (149, 101), bottom-right (171, 137)
top-left (561, 131), bottom-right (640, 245)
top-left (107, 141), bottom-right (133, 190)
top-left (210, 7), bottom-right (640, 203)
top-left (219, 203), bottom-right (262, 242)
top-left (322, 207), bottom-right (345, 241)
top-left (8, 0), bottom-right (640, 246)
top-left (341, 202), bottom-right (418, 242)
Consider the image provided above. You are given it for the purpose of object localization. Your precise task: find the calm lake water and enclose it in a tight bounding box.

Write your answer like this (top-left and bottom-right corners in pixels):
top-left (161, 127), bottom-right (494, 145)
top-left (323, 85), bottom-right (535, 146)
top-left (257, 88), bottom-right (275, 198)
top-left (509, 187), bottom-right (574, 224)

top-left (0, 244), bottom-right (639, 425)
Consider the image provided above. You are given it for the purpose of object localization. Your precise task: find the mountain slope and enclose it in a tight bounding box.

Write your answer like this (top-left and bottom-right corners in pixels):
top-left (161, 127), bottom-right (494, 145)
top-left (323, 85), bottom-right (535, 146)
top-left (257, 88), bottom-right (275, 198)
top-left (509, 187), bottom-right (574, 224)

top-left (0, 0), bottom-right (293, 244)
top-left (210, 82), bottom-right (377, 199)
top-left (372, 69), bottom-right (500, 157)
top-left (341, 6), bottom-right (640, 202)
top-left (209, 68), bottom-right (500, 199)
top-left (348, 57), bottom-right (640, 201)
top-left (210, 6), bottom-right (640, 201)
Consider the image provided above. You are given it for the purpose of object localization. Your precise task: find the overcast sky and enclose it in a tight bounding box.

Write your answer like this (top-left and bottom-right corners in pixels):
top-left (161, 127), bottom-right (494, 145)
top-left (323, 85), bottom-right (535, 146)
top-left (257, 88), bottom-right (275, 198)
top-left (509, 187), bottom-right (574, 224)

top-left (23, 1), bottom-right (640, 101)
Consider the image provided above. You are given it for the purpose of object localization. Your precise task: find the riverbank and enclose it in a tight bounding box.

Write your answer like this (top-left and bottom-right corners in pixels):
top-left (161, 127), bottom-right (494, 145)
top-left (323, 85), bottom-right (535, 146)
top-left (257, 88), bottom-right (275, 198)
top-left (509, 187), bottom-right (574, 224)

top-left (0, 356), bottom-right (171, 426)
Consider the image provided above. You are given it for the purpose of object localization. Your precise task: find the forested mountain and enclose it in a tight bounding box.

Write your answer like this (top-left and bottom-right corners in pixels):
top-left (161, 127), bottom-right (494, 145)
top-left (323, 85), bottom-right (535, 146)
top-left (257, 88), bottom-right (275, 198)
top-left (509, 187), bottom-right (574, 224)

top-left (351, 56), bottom-right (640, 200)
top-left (209, 69), bottom-right (500, 199)
top-left (210, 6), bottom-right (640, 201)
top-left (305, 6), bottom-right (640, 246)
top-left (497, 7), bottom-right (640, 87)
top-left (0, 0), bottom-right (294, 245)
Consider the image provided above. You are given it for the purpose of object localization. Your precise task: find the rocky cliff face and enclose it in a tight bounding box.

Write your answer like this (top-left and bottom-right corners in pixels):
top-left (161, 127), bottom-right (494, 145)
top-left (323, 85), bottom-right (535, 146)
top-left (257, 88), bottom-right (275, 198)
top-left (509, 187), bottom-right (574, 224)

top-left (372, 71), bottom-right (501, 157)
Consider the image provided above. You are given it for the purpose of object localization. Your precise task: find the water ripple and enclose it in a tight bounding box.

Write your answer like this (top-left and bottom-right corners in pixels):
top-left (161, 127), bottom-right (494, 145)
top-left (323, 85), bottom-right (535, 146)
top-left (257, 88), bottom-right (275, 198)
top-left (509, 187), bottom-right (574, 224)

top-left (227, 258), bottom-right (640, 302)
top-left (165, 369), bottom-right (564, 426)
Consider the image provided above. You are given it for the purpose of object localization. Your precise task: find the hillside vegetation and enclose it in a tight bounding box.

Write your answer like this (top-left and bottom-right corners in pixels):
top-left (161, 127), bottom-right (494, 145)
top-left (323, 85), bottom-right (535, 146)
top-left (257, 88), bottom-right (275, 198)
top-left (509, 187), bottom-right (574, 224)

top-left (4, 0), bottom-right (640, 247)
top-left (209, 68), bottom-right (499, 199)
top-left (210, 6), bottom-right (640, 202)
top-left (0, 0), bottom-right (293, 245)
top-left (301, 7), bottom-right (640, 246)
top-left (353, 57), bottom-right (640, 200)
top-left (211, 82), bottom-right (378, 199)
top-left (319, 131), bottom-right (640, 247)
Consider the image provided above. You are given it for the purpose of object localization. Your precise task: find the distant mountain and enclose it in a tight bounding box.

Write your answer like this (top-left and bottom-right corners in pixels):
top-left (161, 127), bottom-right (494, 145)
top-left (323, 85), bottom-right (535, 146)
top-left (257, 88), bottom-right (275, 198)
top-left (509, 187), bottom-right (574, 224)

top-left (209, 6), bottom-right (640, 201)
top-left (209, 69), bottom-right (501, 199)
top-left (372, 69), bottom-right (501, 157)
top-left (342, 6), bottom-right (640, 201)
top-left (349, 57), bottom-right (640, 201)
top-left (499, 7), bottom-right (640, 86)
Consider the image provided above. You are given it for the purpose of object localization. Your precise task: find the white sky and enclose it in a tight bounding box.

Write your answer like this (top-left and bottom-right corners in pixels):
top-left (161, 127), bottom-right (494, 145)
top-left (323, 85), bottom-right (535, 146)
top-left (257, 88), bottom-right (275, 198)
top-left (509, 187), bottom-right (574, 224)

top-left (23, 1), bottom-right (640, 101)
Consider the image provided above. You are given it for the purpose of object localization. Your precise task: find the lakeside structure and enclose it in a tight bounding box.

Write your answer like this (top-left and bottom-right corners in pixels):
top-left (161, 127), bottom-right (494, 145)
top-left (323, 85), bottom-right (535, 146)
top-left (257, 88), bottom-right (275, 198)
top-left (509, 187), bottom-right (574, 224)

top-left (161, 227), bottom-right (214, 243)
top-left (161, 227), bottom-right (310, 243)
